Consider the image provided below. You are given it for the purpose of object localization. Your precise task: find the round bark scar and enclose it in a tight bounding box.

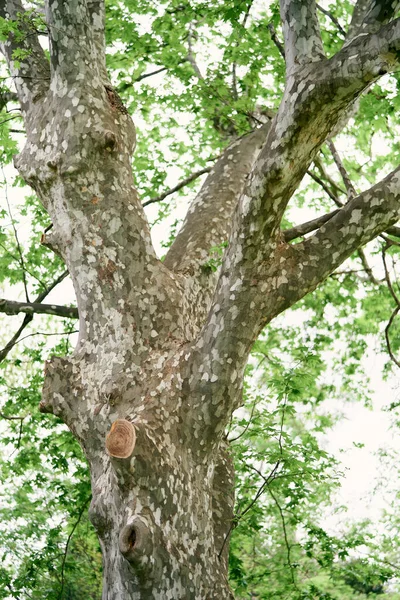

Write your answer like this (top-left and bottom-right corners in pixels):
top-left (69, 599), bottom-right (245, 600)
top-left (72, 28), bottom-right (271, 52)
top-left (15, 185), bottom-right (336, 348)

top-left (106, 419), bottom-right (136, 458)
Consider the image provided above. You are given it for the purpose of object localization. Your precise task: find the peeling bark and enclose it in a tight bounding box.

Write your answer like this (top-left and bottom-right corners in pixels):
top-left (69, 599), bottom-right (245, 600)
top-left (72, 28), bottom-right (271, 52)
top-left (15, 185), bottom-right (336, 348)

top-left (2, 1), bottom-right (400, 598)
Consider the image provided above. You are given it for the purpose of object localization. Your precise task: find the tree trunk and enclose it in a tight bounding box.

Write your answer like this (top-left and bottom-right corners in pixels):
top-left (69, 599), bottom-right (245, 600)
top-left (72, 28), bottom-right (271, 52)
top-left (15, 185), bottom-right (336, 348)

top-left (3, 1), bottom-right (400, 598)
top-left (22, 82), bottom-right (236, 596)
top-left (41, 351), bottom-right (236, 599)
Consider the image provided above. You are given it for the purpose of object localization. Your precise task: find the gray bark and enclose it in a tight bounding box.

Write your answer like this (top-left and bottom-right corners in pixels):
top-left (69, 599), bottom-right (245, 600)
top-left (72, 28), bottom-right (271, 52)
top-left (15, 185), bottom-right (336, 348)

top-left (0, 298), bottom-right (78, 319)
top-left (2, 1), bottom-right (400, 598)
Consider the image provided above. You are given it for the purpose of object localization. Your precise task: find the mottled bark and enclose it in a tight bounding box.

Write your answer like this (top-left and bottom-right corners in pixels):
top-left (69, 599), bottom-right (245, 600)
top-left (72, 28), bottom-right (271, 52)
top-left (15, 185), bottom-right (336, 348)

top-left (2, 1), bottom-right (400, 598)
top-left (280, 0), bottom-right (325, 74)
top-left (347, 0), bottom-right (400, 39)
top-left (0, 0), bottom-right (49, 119)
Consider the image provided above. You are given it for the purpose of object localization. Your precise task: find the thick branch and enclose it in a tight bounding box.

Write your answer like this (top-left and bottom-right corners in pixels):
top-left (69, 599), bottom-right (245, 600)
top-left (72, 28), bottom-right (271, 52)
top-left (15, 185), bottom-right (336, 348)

top-left (164, 123), bottom-right (271, 276)
top-left (298, 166), bottom-right (400, 289)
top-left (217, 15), bottom-right (400, 275)
top-left (87, 1), bottom-right (107, 76)
top-left (347, 0), bottom-right (400, 39)
top-left (347, 0), bottom-right (373, 39)
top-left (0, 298), bottom-right (78, 319)
top-left (45, 0), bottom-right (105, 83)
top-left (279, 0), bottom-right (325, 74)
top-left (0, 0), bottom-right (50, 116)
top-left (187, 18), bottom-right (400, 440)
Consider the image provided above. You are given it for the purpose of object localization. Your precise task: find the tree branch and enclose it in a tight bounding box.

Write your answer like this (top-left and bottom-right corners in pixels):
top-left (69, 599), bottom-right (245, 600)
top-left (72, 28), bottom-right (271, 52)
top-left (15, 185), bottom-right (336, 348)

top-left (142, 166), bottom-right (212, 207)
top-left (328, 141), bottom-right (357, 199)
top-left (164, 123), bottom-right (270, 277)
top-left (382, 246), bottom-right (400, 368)
top-left (243, 17), bottom-right (400, 258)
top-left (316, 4), bottom-right (346, 37)
top-left (347, 0), bottom-right (400, 39)
top-left (326, 141), bottom-right (378, 283)
top-left (186, 17), bottom-right (400, 442)
top-left (59, 499), bottom-right (91, 600)
top-left (134, 66), bottom-right (169, 83)
top-left (0, 0), bottom-right (50, 116)
top-left (307, 170), bottom-right (344, 206)
top-left (282, 209), bottom-right (340, 241)
top-left (2, 166), bottom-right (30, 301)
top-left (347, 0), bottom-right (372, 39)
top-left (297, 166), bottom-right (400, 293)
top-left (0, 298), bottom-right (78, 319)
top-left (0, 270), bottom-right (69, 362)
top-left (45, 0), bottom-right (105, 83)
top-left (279, 0), bottom-right (325, 74)
top-left (268, 22), bottom-right (285, 59)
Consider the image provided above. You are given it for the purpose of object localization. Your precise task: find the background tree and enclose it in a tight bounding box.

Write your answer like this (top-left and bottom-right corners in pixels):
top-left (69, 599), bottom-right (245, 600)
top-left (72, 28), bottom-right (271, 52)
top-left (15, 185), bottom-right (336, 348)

top-left (1, 0), bottom-right (400, 598)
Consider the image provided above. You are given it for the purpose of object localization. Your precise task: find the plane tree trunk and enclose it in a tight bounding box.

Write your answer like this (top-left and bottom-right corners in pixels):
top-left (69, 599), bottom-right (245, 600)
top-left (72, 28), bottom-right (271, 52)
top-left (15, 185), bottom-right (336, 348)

top-left (2, 0), bottom-right (400, 598)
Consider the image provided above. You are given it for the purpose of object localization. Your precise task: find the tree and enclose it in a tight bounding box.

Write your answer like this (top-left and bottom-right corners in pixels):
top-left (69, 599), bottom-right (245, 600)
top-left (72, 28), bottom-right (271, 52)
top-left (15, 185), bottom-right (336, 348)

top-left (1, 0), bottom-right (400, 598)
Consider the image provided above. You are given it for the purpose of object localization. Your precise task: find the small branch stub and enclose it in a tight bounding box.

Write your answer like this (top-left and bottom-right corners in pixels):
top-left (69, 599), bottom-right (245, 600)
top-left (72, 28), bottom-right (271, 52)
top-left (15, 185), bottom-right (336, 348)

top-left (106, 419), bottom-right (136, 458)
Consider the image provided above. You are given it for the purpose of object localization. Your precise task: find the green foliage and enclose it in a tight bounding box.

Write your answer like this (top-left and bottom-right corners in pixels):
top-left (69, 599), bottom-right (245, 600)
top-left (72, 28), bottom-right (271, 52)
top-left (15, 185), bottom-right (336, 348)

top-left (203, 241), bottom-right (229, 272)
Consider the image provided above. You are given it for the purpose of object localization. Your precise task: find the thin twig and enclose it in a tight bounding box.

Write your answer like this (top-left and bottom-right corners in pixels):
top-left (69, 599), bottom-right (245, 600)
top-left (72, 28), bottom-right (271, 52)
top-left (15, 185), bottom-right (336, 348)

top-left (268, 22), bottom-right (285, 58)
top-left (228, 395), bottom-right (258, 442)
top-left (283, 209), bottom-right (339, 242)
top-left (0, 412), bottom-right (24, 421)
top-left (307, 170), bottom-right (343, 206)
top-left (3, 329), bottom-right (79, 352)
top-left (219, 392), bottom-right (289, 558)
top-left (59, 499), bottom-right (90, 600)
top-left (0, 271), bottom-right (70, 362)
top-left (385, 306), bottom-right (400, 368)
top-left (268, 486), bottom-right (297, 587)
top-left (134, 66), bottom-right (169, 82)
top-left (382, 247), bottom-right (400, 368)
top-left (1, 167), bottom-right (30, 301)
top-left (143, 166), bottom-right (212, 207)
top-left (327, 140), bottom-right (357, 199)
top-left (6, 583), bottom-right (22, 600)
top-left (0, 240), bottom-right (46, 289)
top-left (382, 248), bottom-right (400, 306)
top-left (232, 0), bottom-right (254, 100)
top-left (313, 157), bottom-right (347, 195)
top-left (357, 247), bottom-right (379, 285)
top-left (316, 4), bottom-right (346, 36)
top-left (218, 460), bottom-right (282, 559)
top-left (0, 115), bottom-right (20, 126)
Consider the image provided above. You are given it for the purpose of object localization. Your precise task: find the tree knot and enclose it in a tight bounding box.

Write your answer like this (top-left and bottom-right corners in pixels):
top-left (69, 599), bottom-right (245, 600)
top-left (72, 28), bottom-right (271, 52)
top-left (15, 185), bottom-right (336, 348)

top-left (106, 419), bottom-right (136, 458)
